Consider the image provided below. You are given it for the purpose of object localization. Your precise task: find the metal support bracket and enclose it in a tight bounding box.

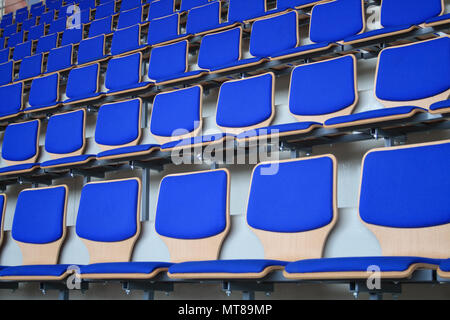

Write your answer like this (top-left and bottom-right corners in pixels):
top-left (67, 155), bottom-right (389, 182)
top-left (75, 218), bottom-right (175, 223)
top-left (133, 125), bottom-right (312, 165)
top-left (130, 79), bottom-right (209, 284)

top-left (222, 282), bottom-right (274, 300)
top-left (121, 281), bottom-right (174, 300)
top-left (40, 281), bottom-right (89, 300)
top-left (349, 281), bottom-right (402, 300)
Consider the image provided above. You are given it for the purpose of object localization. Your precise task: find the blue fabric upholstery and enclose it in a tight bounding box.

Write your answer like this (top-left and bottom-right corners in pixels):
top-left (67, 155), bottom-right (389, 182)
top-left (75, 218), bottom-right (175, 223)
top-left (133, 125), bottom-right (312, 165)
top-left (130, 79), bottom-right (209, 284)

top-left (96, 144), bottom-right (159, 158)
top-left (79, 261), bottom-right (172, 274)
top-left (30, 4), bottom-right (45, 16)
top-left (290, 55), bottom-right (356, 117)
top-left (228, 0), bottom-right (265, 23)
top-left (198, 27), bottom-right (241, 70)
top-left (381, 0), bottom-right (443, 27)
top-left (310, 0), bottom-right (364, 43)
top-left (46, 45), bottom-right (73, 73)
top-left (147, 0), bottom-right (174, 20)
top-left (343, 25), bottom-right (412, 43)
top-left (0, 48), bottom-right (9, 64)
top-left (7, 31), bottom-right (24, 47)
top-left (61, 28), bottom-right (83, 46)
top-left (150, 86), bottom-right (201, 138)
top-left (147, 13), bottom-right (183, 46)
top-left (250, 11), bottom-right (298, 58)
top-left (148, 40), bottom-right (188, 81)
top-left (0, 14), bottom-right (12, 28)
top-left (47, 0), bottom-right (62, 10)
top-left (28, 73), bottom-right (59, 109)
top-left (160, 133), bottom-right (232, 150)
top-left (150, 70), bottom-right (205, 84)
top-left (0, 163), bottom-right (39, 174)
top-left (186, 1), bottom-right (226, 35)
top-left (27, 24), bottom-right (44, 41)
top-left (180, 0), bottom-right (208, 11)
top-left (12, 41), bottom-right (31, 61)
top-left (12, 185), bottom-right (66, 244)
top-left (426, 13), bottom-right (450, 24)
top-left (440, 259), bottom-right (450, 272)
top-left (3, 24), bottom-right (17, 37)
top-left (430, 99), bottom-right (450, 112)
top-left (117, 6), bottom-right (142, 29)
top-left (236, 122), bottom-right (319, 139)
top-left (77, 35), bottom-right (107, 65)
top-left (45, 109), bottom-right (85, 155)
top-left (270, 42), bottom-right (332, 59)
top-left (88, 16), bottom-right (112, 37)
top-left (95, 98), bottom-right (141, 146)
top-left (216, 73), bottom-right (273, 128)
top-left (0, 82), bottom-right (22, 118)
top-left (360, 141), bottom-right (450, 228)
top-left (95, 1), bottom-right (115, 20)
top-left (2, 120), bottom-right (39, 162)
top-left (110, 24), bottom-right (145, 55)
top-left (248, 156), bottom-right (334, 232)
top-left (79, 0), bottom-right (96, 10)
top-left (65, 63), bottom-right (101, 103)
top-left (48, 17), bottom-right (67, 34)
top-left (0, 264), bottom-right (73, 277)
top-left (169, 260), bottom-right (288, 274)
top-left (36, 34), bottom-right (58, 54)
top-left (0, 61), bottom-right (12, 86)
top-left (21, 17), bottom-right (36, 30)
top-left (40, 154), bottom-right (95, 168)
top-left (18, 53), bottom-right (42, 80)
top-left (76, 179), bottom-right (140, 242)
top-left (285, 257), bottom-right (442, 274)
top-left (155, 169), bottom-right (228, 239)
top-left (106, 52), bottom-right (150, 93)
top-left (39, 10), bottom-right (55, 24)
top-left (120, 0), bottom-right (141, 11)
top-left (376, 37), bottom-right (450, 102)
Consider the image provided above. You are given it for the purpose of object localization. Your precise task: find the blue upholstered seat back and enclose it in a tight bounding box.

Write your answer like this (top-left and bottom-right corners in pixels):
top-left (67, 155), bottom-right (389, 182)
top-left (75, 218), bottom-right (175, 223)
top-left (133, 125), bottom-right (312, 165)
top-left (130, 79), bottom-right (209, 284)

top-left (247, 156), bottom-right (335, 232)
top-left (148, 41), bottom-right (187, 80)
top-left (117, 6), bottom-right (142, 29)
top-left (150, 86), bottom-right (201, 137)
top-left (228, 0), bottom-right (265, 23)
top-left (110, 24), bottom-right (141, 55)
top-left (95, 98), bottom-right (141, 146)
top-left (48, 17), bottom-right (67, 34)
top-left (79, 0), bottom-right (96, 10)
top-left (147, 0), bottom-right (174, 21)
top-left (76, 179), bottom-right (140, 242)
top-left (376, 37), bottom-right (450, 102)
top-left (3, 24), bottom-right (17, 38)
top-left (88, 16), bottom-right (112, 38)
top-left (8, 31), bottom-right (24, 47)
top-left (0, 61), bottom-right (12, 86)
top-left (21, 17), bottom-right (36, 31)
top-left (250, 11), bottom-right (298, 58)
top-left (12, 186), bottom-right (67, 244)
top-left (46, 45), bottom-right (73, 73)
top-left (47, 0), bottom-right (62, 10)
top-left (0, 82), bottom-right (22, 118)
top-left (12, 41), bottom-right (31, 61)
top-left (2, 120), bottom-right (39, 162)
top-left (61, 28), bottom-right (83, 46)
top-left (180, 0), bottom-right (208, 11)
top-left (18, 53), bottom-right (42, 80)
top-left (216, 73), bottom-right (273, 128)
top-left (39, 10), bottom-right (55, 24)
top-left (381, 0), bottom-right (443, 27)
top-left (28, 24), bottom-right (45, 41)
top-left (198, 27), bottom-right (241, 70)
top-left (66, 63), bottom-right (99, 99)
top-left (289, 55), bottom-right (356, 116)
top-left (147, 13), bottom-right (180, 46)
top-left (186, 1), bottom-right (221, 35)
top-left (310, 0), bottom-right (364, 43)
top-left (45, 109), bottom-right (85, 155)
top-left (77, 35), bottom-right (105, 65)
top-left (155, 170), bottom-right (228, 239)
top-left (95, 1), bottom-right (115, 20)
top-left (360, 142), bottom-right (450, 228)
top-left (120, 0), bottom-right (142, 11)
top-left (105, 53), bottom-right (142, 91)
top-left (36, 34), bottom-right (58, 54)
top-left (29, 73), bottom-right (59, 107)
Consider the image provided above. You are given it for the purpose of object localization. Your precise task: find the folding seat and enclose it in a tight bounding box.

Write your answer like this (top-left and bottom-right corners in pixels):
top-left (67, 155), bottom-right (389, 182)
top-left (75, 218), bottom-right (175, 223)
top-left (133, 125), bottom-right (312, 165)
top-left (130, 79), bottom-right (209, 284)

top-left (94, 1), bottom-right (116, 20)
top-left (438, 260), bottom-right (450, 279)
top-left (284, 140), bottom-right (450, 280)
top-left (27, 24), bottom-right (45, 41)
top-left (186, 1), bottom-right (235, 36)
top-left (30, 4), bottom-right (45, 17)
top-left (0, 13), bottom-right (13, 28)
top-left (61, 27), bottom-right (83, 45)
top-left (25, 73), bottom-right (61, 113)
top-left (110, 24), bottom-right (146, 55)
top-left (0, 60), bottom-right (13, 86)
top-left (38, 10), bottom-right (56, 25)
top-left (0, 48), bottom-right (11, 64)
top-left (77, 34), bottom-right (109, 65)
top-left (35, 33), bottom-right (58, 53)
top-left (0, 185), bottom-right (74, 281)
top-left (94, 99), bottom-right (158, 160)
top-left (12, 41), bottom-right (32, 61)
top-left (0, 82), bottom-right (23, 120)
top-left (64, 63), bottom-right (104, 105)
top-left (17, 53), bottom-right (44, 81)
top-left (104, 52), bottom-right (151, 96)
top-left (21, 17), bottom-right (37, 31)
top-left (47, 0), bottom-right (63, 11)
top-left (147, 40), bottom-right (207, 85)
top-left (45, 45), bottom-right (74, 73)
top-left (325, 37), bottom-right (450, 128)
top-left (343, 0), bottom-right (445, 45)
top-left (0, 119), bottom-right (41, 175)
top-left (179, 0), bottom-right (208, 12)
top-left (120, 0), bottom-right (142, 11)
top-left (15, 8), bottom-right (30, 24)
top-left (78, 0), bottom-right (96, 11)
top-left (2, 23), bottom-right (16, 37)
top-left (40, 109), bottom-right (96, 169)
top-left (48, 17), bottom-right (67, 34)
top-left (147, 13), bottom-right (189, 46)
top-left (227, 0), bottom-right (266, 23)
top-left (147, 0), bottom-right (175, 21)
top-left (87, 15), bottom-right (113, 37)
top-left (116, 5), bottom-right (143, 29)
top-left (7, 30), bottom-right (24, 47)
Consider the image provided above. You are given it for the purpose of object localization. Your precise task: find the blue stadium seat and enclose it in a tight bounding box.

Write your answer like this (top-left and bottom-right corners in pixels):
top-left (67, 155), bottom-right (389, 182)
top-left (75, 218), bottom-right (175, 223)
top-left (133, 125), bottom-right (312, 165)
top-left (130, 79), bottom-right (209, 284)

top-left (94, 1), bottom-right (116, 20)
top-left (38, 10), bottom-right (56, 25)
top-left (79, 0), bottom-right (96, 11)
top-left (30, 3), bottom-right (45, 17)
top-left (36, 33), bottom-right (58, 54)
top-left (110, 24), bottom-right (145, 55)
top-left (186, 1), bottom-right (235, 36)
top-left (17, 53), bottom-right (43, 81)
top-left (284, 141), bottom-right (449, 280)
top-left (61, 27), bottom-right (83, 45)
top-left (47, 0), bottom-right (63, 11)
top-left (3, 24), bottom-right (17, 37)
top-left (0, 120), bottom-right (41, 175)
top-left (148, 40), bottom-right (207, 84)
top-left (46, 45), bottom-right (74, 73)
top-left (41, 109), bottom-right (95, 169)
top-left (147, 13), bottom-right (188, 46)
top-left (0, 60), bottom-right (13, 86)
top-left (117, 6), bottom-right (143, 29)
top-left (105, 52), bottom-right (151, 95)
top-left (228, 0), bottom-right (266, 23)
top-left (439, 260), bottom-right (450, 279)
top-left (147, 0), bottom-right (174, 21)
top-left (0, 82), bottom-right (23, 120)
top-left (48, 17), bottom-right (67, 34)
top-left (15, 8), bottom-right (29, 23)
top-left (27, 23), bottom-right (45, 41)
top-left (120, 0), bottom-right (142, 11)
top-left (87, 15), bottom-right (113, 37)
top-left (12, 41), bottom-right (32, 61)
top-left (0, 185), bottom-right (73, 281)
top-left (64, 63), bottom-right (104, 105)
top-left (77, 34), bottom-right (108, 65)
top-left (25, 73), bottom-right (61, 113)
top-left (430, 99), bottom-right (450, 115)
top-left (180, 0), bottom-right (208, 12)
top-left (0, 48), bottom-right (9, 63)
top-left (0, 13), bottom-right (13, 28)
top-left (20, 17), bottom-right (36, 31)
top-left (425, 13), bottom-right (450, 27)
top-left (7, 30), bottom-right (24, 47)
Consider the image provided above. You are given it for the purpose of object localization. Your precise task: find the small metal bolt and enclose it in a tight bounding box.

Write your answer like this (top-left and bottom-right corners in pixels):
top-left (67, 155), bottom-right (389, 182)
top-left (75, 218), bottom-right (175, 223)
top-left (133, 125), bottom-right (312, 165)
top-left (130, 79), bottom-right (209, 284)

top-left (353, 292), bottom-right (358, 299)
top-left (225, 290), bottom-right (231, 297)
top-left (125, 289), bottom-right (131, 295)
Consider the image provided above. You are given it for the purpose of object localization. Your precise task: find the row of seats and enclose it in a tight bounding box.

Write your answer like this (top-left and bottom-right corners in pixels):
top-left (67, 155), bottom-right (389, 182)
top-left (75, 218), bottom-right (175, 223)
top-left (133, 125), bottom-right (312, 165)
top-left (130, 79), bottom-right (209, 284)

top-left (0, 35), bottom-right (449, 176)
top-left (0, 140), bottom-right (448, 281)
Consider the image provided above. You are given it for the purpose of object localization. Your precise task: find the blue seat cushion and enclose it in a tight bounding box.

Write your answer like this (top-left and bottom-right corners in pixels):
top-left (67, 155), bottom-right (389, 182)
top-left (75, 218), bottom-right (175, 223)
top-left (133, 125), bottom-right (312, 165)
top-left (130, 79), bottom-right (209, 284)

top-left (153, 70), bottom-right (206, 84)
top-left (24, 103), bottom-right (61, 112)
top-left (2, 120), bottom-right (39, 162)
top-left (79, 262), bottom-right (172, 275)
top-left (106, 53), bottom-right (151, 93)
top-left (45, 109), bottom-right (85, 154)
top-left (64, 92), bottom-right (103, 104)
top-left (430, 99), bottom-right (450, 112)
top-left (270, 42), bottom-right (332, 59)
top-left (66, 63), bottom-right (100, 102)
top-left (147, 13), bottom-right (183, 46)
top-left (186, 2), bottom-right (234, 35)
top-left (0, 82), bottom-right (22, 118)
top-left (96, 144), bottom-right (159, 159)
top-left (440, 259), bottom-right (450, 272)
top-left (110, 24), bottom-right (146, 56)
top-left (0, 264), bottom-right (74, 277)
top-left (343, 25), bottom-right (413, 43)
top-left (285, 257), bottom-right (442, 274)
top-left (106, 81), bottom-right (151, 95)
top-left (324, 106), bottom-right (426, 127)
top-left (147, 0), bottom-right (174, 20)
top-left (208, 57), bottom-right (265, 72)
top-left (198, 27), bottom-right (241, 70)
top-left (426, 13), bottom-right (450, 24)
top-left (0, 163), bottom-right (39, 174)
top-left (40, 155), bottom-right (96, 168)
top-left (160, 133), bottom-right (233, 150)
top-left (29, 73), bottom-right (59, 108)
top-left (169, 259), bottom-right (288, 275)
top-left (77, 35), bottom-right (108, 65)
top-left (148, 41), bottom-right (189, 81)
top-left (236, 122), bottom-right (319, 139)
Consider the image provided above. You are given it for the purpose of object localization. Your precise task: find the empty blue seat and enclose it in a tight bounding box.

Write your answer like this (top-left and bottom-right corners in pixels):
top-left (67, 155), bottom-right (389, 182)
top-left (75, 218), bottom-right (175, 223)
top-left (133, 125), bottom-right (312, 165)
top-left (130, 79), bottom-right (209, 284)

top-left (0, 48), bottom-right (9, 63)
top-left (180, 0), bottom-right (208, 11)
top-left (48, 17), bottom-right (67, 34)
top-left (117, 6), bottom-right (143, 29)
top-left (0, 120), bottom-right (41, 175)
top-left (0, 13), bottom-right (13, 28)
top-left (3, 24), bottom-right (17, 38)
top-left (186, 1), bottom-right (234, 36)
top-left (120, 0), bottom-right (142, 11)
top-left (0, 60), bottom-right (13, 86)
top-left (27, 23), bottom-right (45, 41)
top-left (110, 24), bottom-right (145, 55)
top-left (79, 0), bottom-right (96, 11)
top-left (26, 73), bottom-right (61, 113)
top-left (0, 185), bottom-right (73, 281)
top-left (105, 52), bottom-right (151, 95)
top-left (15, 8), bottom-right (29, 23)
top-left (429, 99), bottom-right (450, 115)
top-left (285, 141), bottom-right (450, 280)
top-left (438, 260), bottom-right (450, 279)
top-left (61, 27), bottom-right (83, 45)
top-left (7, 30), bottom-right (24, 47)
top-left (38, 10), bottom-right (56, 25)
top-left (77, 34), bottom-right (108, 65)
top-left (0, 82), bottom-right (23, 120)
top-left (17, 53), bottom-right (43, 81)
top-left (94, 1), bottom-right (116, 20)
top-left (30, 4), bottom-right (45, 17)
top-left (228, 0), bottom-right (266, 23)
top-left (12, 41), bottom-right (32, 61)
top-left (36, 33), bottom-right (58, 53)
top-left (41, 109), bottom-right (95, 169)
top-left (64, 63), bottom-right (104, 105)
top-left (21, 17), bottom-right (37, 30)
top-left (46, 45), bottom-right (74, 73)
top-left (147, 13), bottom-right (188, 46)
top-left (148, 40), bottom-right (207, 84)
top-left (425, 13), bottom-right (450, 27)
top-left (47, 0), bottom-right (63, 11)
top-left (87, 15), bottom-right (113, 37)
top-left (147, 0), bottom-right (174, 21)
